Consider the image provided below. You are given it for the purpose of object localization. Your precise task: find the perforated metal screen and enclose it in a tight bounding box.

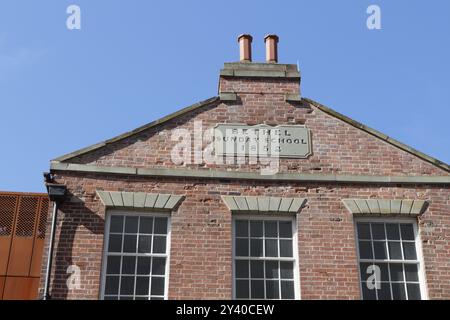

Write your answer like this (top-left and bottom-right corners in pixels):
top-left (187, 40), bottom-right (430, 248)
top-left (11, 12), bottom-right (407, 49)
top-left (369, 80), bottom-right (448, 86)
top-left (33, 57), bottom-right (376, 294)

top-left (15, 197), bottom-right (39, 237)
top-left (37, 198), bottom-right (49, 239)
top-left (0, 195), bottom-right (16, 236)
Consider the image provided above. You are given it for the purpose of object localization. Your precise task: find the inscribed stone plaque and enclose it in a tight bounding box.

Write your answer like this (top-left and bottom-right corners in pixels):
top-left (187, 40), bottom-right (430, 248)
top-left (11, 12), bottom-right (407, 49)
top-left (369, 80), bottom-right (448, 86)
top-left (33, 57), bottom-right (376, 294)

top-left (214, 124), bottom-right (312, 158)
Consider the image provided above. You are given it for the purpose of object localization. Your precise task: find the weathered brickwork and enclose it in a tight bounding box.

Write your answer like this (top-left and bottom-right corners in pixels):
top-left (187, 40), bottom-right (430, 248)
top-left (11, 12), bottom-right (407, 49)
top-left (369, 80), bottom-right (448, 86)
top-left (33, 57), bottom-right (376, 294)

top-left (39, 62), bottom-right (450, 300)
top-left (68, 74), bottom-right (445, 176)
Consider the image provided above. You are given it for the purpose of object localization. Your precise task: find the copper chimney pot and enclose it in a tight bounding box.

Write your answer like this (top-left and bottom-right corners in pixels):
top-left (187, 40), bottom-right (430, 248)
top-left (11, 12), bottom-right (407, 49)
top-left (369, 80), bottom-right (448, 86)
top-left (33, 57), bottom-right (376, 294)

top-left (264, 34), bottom-right (279, 63)
top-left (238, 34), bottom-right (253, 62)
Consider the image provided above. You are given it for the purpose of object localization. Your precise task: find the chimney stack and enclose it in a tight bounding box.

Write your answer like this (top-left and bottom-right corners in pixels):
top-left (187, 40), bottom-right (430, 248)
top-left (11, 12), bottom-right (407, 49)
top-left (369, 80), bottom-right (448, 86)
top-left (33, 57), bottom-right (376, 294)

top-left (238, 34), bottom-right (253, 62)
top-left (264, 34), bottom-right (279, 63)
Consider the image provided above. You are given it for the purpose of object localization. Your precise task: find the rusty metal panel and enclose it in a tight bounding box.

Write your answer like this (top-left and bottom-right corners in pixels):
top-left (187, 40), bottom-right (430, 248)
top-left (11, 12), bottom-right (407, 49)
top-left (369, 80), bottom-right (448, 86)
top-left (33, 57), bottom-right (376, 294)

top-left (0, 195), bottom-right (18, 276)
top-left (30, 238), bottom-right (45, 278)
top-left (0, 276), bottom-right (5, 299)
top-left (2, 277), bottom-right (40, 300)
top-left (0, 192), bottom-right (48, 299)
top-left (7, 238), bottom-right (34, 277)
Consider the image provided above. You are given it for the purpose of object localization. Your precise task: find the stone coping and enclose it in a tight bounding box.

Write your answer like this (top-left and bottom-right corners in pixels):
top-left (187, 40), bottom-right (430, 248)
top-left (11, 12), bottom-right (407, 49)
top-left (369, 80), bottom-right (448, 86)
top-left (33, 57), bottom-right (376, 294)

top-left (342, 199), bottom-right (429, 216)
top-left (222, 196), bottom-right (306, 214)
top-left (96, 190), bottom-right (184, 211)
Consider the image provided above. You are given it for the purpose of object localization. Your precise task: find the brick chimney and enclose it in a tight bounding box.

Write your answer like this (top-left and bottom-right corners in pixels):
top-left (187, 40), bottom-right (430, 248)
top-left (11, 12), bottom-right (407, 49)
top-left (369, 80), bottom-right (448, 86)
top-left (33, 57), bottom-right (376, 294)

top-left (218, 35), bottom-right (301, 102)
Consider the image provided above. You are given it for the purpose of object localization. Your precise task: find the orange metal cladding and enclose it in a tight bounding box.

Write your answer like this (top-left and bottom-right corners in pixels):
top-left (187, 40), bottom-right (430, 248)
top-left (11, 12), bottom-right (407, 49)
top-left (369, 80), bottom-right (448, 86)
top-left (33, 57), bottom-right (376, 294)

top-left (0, 192), bottom-right (49, 300)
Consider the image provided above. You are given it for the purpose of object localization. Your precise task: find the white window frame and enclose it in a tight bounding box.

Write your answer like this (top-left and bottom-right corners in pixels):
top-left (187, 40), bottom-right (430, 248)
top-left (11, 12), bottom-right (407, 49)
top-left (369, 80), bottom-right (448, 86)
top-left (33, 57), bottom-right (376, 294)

top-left (354, 216), bottom-right (428, 300)
top-left (99, 210), bottom-right (172, 300)
top-left (232, 214), bottom-right (301, 300)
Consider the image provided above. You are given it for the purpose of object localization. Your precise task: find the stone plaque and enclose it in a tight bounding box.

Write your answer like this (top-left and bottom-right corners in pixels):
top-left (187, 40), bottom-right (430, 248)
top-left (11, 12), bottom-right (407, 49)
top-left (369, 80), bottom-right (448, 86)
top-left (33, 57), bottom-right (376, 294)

top-left (214, 124), bottom-right (312, 158)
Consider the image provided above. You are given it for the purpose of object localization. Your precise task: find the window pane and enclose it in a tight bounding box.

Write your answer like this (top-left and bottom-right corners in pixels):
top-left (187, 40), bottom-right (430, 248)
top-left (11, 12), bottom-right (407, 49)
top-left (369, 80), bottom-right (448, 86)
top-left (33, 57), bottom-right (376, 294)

top-left (371, 223), bottom-right (386, 240)
top-left (236, 238), bottom-right (249, 257)
top-left (388, 241), bottom-right (402, 260)
top-left (357, 220), bottom-right (422, 300)
top-left (280, 261), bottom-right (294, 279)
top-left (359, 263), bottom-right (372, 282)
top-left (235, 220), bottom-right (248, 237)
top-left (279, 221), bottom-right (292, 238)
top-left (105, 276), bottom-right (119, 295)
top-left (402, 242), bottom-right (417, 260)
top-left (373, 241), bottom-right (387, 259)
top-left (406, 283), bottom-right (421, 300)
top-left (110, 216), bottom-right (124, 233)
top-left (357, 223), bottom-right (371, 240)
top-left (386, 224), bottom-right (400, 240)
top-left (389, 264), bottom-right (404, 282)
top-left (154, 218), bottom-right (168, 235)
top-left (152, 258), bottom-right (166, 275)
top-left (122, 256), bottom-right (136, 275)
top-left (361, 282), bottom-right (376, 300)
top-left (250, 221), bottom-right (263, 237)
top-left (106, 256), bottom-right (121, 274)
top-left (151, 277), bottom-right (165, 295)
top-left (138, 235), bottom-right (152, 253)
top-left (250, 239), bottom-right (263, 257)
top-left (235, 260), bottom-right (249, 278)
top-left (375, 263), bottom-right (389, 282)
top-left (103, 214), bottom-right (169, 300)
top-left (361, 263), bottom-right (389, 282)
top-left (135, 276), bottom-right (150, 295)
top-left (280, 240), bottom-right (293, 257)
top-left (250, 280), bottom-right (264, 299)
top-left (265, 280), bottom-right (279, 299)
top-left (104, 296), bottom-right (118, 300)
top-left (404, 264), bottom-right (419, 282)
top-left (123, 235), bottom-right (137, 253)
top-left (137, 257), bottom-right (151, 275)
top-left (400, 224), bottom-right (415, 240)
top-left (139, 217), bottom-right (153, 234)
top-left (265, 261), bottom-right (279, 279)
top-left (280, 281), bottom-right (294, 299)
top-left (236, 280), bottom-right (249, 299)
top-left (153, 236), bottom-right (166, 254)
top-left (391, 283), bottom-right (407, 300)
top-left (377, 282), bottom-right (392, 300)
top-left (233, 218), bottom-right (297, 300)
top-left (264, 221), bottom-right (278, 237)
top-left (265, 239), bottom-right (278, 257)
top-left (359, 241), bottom-right (373, 259)
top-left (250, 260), bottom-right (264, 278)
top-left (125, 216), bottom-right (138, 233)
top-left (120, 276), bottom-right (134, 295)
top-left (108, 235), bottom-right (122, 253)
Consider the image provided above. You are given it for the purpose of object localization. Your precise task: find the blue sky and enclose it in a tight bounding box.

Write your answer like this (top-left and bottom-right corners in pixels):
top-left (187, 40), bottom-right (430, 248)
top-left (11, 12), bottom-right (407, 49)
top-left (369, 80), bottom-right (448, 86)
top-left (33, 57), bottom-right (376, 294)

top-left (0, 0), bottom-right (449, 192)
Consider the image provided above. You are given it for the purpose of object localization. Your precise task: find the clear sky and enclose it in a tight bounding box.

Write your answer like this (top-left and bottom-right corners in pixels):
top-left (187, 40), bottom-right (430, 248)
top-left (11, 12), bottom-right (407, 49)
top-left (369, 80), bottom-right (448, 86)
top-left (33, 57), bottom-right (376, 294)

top-left (0, 0), bottom-right (449, 192)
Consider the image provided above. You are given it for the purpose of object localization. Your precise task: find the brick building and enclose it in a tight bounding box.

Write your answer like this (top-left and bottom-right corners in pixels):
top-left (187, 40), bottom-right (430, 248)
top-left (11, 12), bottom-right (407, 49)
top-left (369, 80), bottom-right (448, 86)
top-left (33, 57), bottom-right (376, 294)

top-left (40, 35), bottom-right (450, 300)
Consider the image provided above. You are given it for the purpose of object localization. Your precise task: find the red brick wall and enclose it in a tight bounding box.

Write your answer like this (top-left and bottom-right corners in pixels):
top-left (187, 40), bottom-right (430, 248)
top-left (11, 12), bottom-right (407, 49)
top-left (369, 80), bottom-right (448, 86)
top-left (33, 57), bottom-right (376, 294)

top-left (39, 70), bottom-right (450, 299)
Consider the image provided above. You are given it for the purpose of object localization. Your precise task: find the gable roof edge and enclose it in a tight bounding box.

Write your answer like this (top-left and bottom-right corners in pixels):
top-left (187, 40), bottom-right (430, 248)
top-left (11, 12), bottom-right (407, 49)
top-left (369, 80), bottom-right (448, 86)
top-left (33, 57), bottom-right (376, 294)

top-left (304, 97), bottom-right (450, 173)
top-left (53, 96), bottom-right (220, 162)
